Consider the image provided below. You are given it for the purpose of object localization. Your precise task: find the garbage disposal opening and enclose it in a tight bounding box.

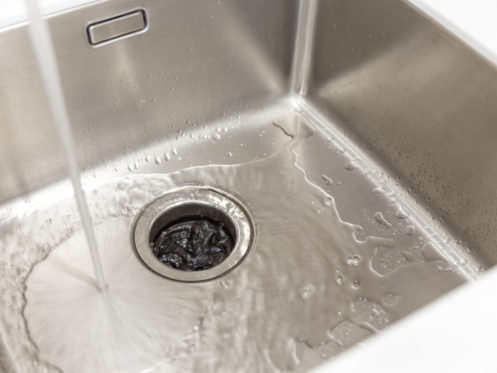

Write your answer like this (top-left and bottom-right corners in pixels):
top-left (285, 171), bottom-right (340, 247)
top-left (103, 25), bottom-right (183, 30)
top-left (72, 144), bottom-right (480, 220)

top-left (132, 186), bottom-right (254, 282)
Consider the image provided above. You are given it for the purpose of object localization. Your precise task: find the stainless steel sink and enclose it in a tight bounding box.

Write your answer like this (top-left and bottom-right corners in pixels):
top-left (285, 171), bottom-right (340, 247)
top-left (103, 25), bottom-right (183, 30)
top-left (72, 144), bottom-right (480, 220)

top-left (1, 0), bottom-right (496, 372)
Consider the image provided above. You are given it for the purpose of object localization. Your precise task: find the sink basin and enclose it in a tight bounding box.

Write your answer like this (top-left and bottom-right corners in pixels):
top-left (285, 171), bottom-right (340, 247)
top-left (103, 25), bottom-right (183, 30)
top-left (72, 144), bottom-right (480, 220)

top-left (1, 0), bottom-right (496, 372)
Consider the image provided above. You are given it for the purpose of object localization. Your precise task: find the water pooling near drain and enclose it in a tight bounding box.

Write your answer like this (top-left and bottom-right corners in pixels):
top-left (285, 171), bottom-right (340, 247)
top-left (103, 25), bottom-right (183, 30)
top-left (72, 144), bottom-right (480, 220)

top-left (133, 186), bottom-right (253, 282)
top-left (0, 129), bottom-right (466, 373)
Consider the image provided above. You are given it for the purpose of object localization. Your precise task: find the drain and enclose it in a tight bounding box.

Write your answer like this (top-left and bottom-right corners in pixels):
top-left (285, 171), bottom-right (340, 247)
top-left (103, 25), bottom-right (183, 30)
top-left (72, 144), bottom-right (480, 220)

top-left (132, 186), bottom-right (254, 282)
top-left (151, 213), bottom-right (235, 271)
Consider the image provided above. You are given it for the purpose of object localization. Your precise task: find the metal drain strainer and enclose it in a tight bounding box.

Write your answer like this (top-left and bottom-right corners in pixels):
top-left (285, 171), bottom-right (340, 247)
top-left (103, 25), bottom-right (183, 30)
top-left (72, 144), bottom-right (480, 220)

top-left (132, 186), bottom-right (254, 282)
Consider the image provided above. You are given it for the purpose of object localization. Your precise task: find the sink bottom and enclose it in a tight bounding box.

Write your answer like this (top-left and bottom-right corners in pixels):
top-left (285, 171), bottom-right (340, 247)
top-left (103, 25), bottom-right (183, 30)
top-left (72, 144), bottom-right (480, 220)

top-left (0, 97), bottom-right (478, 373)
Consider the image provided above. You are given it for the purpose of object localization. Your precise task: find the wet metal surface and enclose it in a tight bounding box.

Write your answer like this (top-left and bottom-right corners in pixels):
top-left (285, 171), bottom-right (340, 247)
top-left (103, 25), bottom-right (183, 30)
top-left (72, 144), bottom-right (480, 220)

top-left (1, 0), bottom-right (497, 371)
top-left (0, 109), bottom-right (474, 372)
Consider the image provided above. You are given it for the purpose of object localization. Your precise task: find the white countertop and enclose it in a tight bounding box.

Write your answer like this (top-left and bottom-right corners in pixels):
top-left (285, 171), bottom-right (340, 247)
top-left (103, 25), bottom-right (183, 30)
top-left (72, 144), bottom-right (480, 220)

top-left (314, 266), bottom-right (497, 373)
top-left (408, 0), bottom-right (497, 67)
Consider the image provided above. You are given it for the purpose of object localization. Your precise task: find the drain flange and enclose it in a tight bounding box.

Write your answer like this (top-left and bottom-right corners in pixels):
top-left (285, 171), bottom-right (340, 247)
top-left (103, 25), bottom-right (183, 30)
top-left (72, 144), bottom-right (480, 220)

top-left (132, 186), bottom-right (254, 282)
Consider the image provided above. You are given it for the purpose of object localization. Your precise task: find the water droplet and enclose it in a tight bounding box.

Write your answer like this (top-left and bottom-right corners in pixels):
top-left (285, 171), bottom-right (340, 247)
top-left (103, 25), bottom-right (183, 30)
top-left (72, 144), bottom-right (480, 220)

top-left (351, 298), bottom-right (390, 330)
top-left (345, 162), bottom-right (358, 171)
top-left (371, 247), bottom-right (407, 275)
top-left (382, 292), bottom-right (399, 306)
top-left (321, 174), bottom-right (333, 185)
top-left (374, 211), bottom-right (392, 228)
top-left (154, 156), bottom-right (163, 165)
top-left (221, 279), bottom-right (232, 288)
top-left (346, 255), bottom-right (361, 266)
top-left (164, 153), bottom-right (171, 161)
top-left (226, 151), bottom-right (233, 158)
top-left (300, 284), bottom-right (316, 300)
top-left (335, 269), bottom-right (344, 285)
top-left (328, 320), bottom-right (372, 348)
top-left (172, 148), bottom-right (178, 156)
top-left (395, 205), bottom-right (408, 219)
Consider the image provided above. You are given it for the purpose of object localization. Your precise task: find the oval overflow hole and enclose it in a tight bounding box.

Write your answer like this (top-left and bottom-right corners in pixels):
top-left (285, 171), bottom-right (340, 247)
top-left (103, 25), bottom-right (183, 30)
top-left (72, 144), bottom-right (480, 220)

top-left (132, 186), bottom-right (254, 282)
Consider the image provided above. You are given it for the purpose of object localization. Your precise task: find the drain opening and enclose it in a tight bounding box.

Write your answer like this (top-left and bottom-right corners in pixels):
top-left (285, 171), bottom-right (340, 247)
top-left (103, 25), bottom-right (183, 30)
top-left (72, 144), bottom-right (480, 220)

top-left (133, 186), bottom-right (254, 282)
top-left (150, 206), bottom-right (236, 271)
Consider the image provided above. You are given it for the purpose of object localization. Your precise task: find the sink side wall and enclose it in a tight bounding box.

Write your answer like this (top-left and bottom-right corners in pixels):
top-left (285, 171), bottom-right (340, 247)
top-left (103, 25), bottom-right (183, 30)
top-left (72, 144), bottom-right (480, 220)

top-left (306, 0), bottom-right (497, 265)
top-left (0, 0), bottom-right (299, 203)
